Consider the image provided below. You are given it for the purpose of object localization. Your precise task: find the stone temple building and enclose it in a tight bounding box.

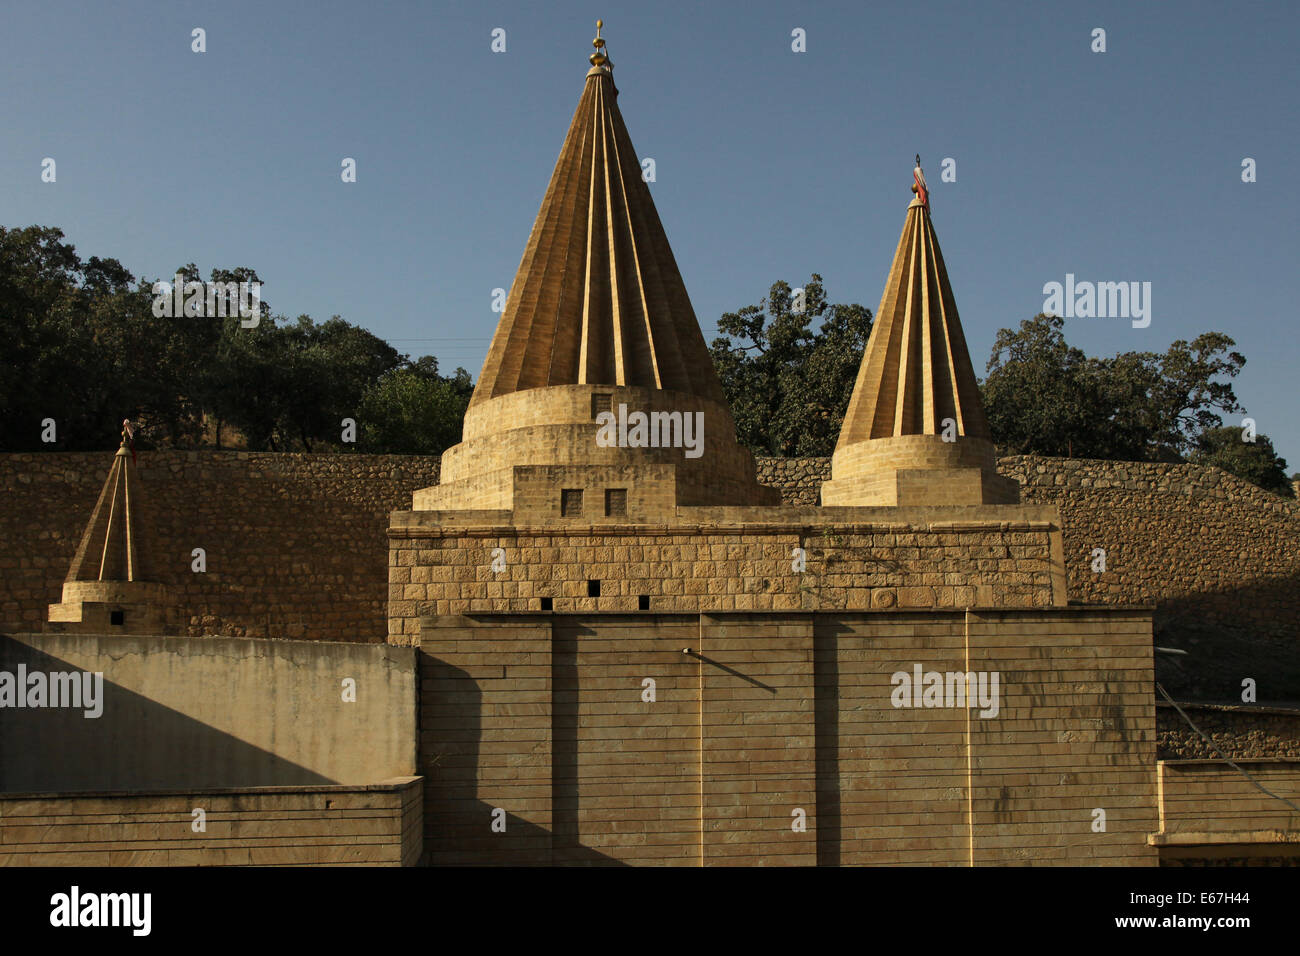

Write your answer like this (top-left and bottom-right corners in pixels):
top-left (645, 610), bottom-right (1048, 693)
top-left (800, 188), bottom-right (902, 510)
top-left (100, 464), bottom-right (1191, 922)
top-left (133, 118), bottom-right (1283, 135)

top-left (2, 26), bottom-right (1296, 868)
top-left (387, 28), bottom-right (1147, 866)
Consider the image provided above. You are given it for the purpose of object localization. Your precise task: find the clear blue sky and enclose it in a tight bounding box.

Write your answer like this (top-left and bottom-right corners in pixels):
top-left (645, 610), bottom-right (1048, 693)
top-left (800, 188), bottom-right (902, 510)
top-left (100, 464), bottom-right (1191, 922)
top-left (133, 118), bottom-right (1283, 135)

top-left (4, 1), bottom-right (1296, 465)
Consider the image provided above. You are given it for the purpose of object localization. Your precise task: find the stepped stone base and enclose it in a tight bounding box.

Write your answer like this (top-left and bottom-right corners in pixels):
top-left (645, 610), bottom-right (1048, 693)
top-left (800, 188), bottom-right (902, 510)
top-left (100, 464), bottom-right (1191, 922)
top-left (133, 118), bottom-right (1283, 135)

top-left (418, 384), bottom-right (781, 513)
top-left (47, 580), bottom-right (173, 635)
top-left (824, 434), bottom-right (1020, 506)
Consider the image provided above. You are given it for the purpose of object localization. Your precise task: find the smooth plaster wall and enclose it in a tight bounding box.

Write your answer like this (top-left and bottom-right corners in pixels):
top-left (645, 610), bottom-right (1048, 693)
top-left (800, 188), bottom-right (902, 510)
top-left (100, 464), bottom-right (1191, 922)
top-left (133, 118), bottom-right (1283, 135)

top-left (0, 632), bottom-right (417, 792)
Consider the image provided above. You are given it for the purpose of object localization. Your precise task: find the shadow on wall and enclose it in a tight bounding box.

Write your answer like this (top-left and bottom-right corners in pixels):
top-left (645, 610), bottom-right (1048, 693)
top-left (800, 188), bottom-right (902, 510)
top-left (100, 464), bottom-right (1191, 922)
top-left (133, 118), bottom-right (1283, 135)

top-left (420, 655), bottom-right (623, 866)
top-left (813, 625), bottom-right (843, 867)
top-left (1155, 570), bottom-right (1300, 704)
top-left (0, 636), bottom-right (332, 792)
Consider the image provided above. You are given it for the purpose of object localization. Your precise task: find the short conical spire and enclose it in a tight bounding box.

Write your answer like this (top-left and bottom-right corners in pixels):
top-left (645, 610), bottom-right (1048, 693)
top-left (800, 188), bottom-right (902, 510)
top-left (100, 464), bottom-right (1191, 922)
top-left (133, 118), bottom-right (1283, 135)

top-left (65, 428), bottom-right (148, 583)
top-left (470, 21), bottom-right (725, 408)
top-left (822, 165), bottom-right (1018, 507)
top-left (48, 421), bottom-right (173, 633)
top-left (838, 163), bottom-right (988, 445)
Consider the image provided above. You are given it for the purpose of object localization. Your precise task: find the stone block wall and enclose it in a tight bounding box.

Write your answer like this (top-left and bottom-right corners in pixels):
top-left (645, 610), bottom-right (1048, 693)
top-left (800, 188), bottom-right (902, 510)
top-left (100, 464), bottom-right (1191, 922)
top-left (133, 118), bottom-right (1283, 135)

top-left (0, 778), bottom-right (423, 866)
top-left (1152, 759), bottom-right (1300, 861)
top-left (419, 608), bottom-right (1157, 866)
top-left (3, 450), bottom-right (1296, 700)
top-left (386, 508), bottom-right (1064, 644)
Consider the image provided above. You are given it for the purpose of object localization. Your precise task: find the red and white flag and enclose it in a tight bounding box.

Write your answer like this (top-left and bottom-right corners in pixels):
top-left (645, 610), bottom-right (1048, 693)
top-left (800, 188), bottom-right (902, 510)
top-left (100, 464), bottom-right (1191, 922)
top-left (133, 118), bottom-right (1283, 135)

top-left (913, 155), bottom-right (930, 211)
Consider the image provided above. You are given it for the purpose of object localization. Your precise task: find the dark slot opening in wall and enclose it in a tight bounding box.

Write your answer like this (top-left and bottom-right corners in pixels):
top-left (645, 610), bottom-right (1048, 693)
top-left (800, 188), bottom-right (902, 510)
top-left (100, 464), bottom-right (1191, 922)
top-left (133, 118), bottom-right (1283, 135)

top-left (539, 597), bottom-right (553, 611)
top-left (605, 488), bottom-right (627, 517)
top-left (638, 594), bottom-right (650, 611)
top-left (561, 488), bottom-right (583, 517)
top-left (587, 580), bottom-right (600, 598)
top-left (110, 610), bottom-right (124, 626)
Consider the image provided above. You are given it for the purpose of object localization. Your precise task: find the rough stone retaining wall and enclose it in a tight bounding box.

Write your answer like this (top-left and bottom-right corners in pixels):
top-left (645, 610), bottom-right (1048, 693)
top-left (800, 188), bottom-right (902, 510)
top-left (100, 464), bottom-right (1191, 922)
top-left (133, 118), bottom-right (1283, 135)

top-left (1157, 704), bottom-right (1300, 760)
top-left (1, 451), bottom-right (439, 641)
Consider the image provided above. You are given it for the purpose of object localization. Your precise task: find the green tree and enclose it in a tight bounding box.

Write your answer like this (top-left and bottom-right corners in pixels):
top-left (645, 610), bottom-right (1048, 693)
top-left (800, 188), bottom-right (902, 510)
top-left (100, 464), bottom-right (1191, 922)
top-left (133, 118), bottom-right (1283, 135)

top-left (709, 274), bottom-right (872, 456)
top-left (0, 226), bottom-right (212, 450)
top-left (982, 314), bottom-right (1245, 461)
top-left (0, 225), bottom-right (474, 454)
top-left (1189, 426), bottom-right (1293, 496)
top-left (356, 357), bottom-right (473, 455)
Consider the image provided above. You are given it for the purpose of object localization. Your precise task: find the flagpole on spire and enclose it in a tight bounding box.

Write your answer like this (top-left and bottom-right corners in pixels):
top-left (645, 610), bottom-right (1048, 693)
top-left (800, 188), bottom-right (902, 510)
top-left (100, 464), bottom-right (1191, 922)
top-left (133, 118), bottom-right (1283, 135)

top-left (590, 19), bottom-right (611, 69)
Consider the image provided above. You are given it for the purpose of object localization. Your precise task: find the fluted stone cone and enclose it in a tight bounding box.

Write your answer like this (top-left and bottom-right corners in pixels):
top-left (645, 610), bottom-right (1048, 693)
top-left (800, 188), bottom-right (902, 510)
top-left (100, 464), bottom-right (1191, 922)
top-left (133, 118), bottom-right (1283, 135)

top-left (822, 196), bottom-right (1019, 506)
top-left (417, 43), bottom-right (778, 516)
top-left (48, 443), bottom-right (172, 633)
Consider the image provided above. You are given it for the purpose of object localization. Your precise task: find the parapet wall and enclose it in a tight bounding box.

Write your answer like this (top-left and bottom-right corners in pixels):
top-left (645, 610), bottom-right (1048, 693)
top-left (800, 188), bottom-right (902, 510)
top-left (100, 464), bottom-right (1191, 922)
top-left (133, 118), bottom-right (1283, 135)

top-left (0, 632), bottom-right (417, 792)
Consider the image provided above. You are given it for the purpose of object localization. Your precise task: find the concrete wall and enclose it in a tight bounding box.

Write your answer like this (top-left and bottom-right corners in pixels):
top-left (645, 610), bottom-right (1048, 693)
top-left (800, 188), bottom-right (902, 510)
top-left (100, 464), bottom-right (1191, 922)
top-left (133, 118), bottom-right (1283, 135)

top-left (419, 608), bottom-right (1157, 866)
top-left (0, 633), bottom-right (417, 792)
top-left (0, 777), bottom-right (422, 866)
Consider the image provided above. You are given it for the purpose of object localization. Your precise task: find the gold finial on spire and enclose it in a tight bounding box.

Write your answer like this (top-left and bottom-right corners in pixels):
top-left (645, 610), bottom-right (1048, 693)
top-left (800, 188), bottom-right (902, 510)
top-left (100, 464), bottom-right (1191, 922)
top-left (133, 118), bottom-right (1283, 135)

top-left (590, 19), bottom-right (609, 67)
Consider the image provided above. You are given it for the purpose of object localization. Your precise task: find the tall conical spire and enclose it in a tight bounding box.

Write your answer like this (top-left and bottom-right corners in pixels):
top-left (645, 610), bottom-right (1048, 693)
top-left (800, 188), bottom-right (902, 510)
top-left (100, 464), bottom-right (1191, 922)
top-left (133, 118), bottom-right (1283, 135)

top-left (470, 21), bottom-right (726, 408)
top-left (822, 163), bottom-right (1018, 506)
top-left (48, 421), bottom-right (173, 633)
top-left (414, 25), bottom-right (778, 514)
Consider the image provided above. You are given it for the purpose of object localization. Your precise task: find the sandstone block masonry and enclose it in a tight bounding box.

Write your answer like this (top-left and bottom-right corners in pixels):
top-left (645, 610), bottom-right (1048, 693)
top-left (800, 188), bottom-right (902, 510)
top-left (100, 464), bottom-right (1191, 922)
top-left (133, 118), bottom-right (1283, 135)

top-left (420, 608), bottom-right (1157, 866)
top-left (386, 505), bottom-right (1066, 644)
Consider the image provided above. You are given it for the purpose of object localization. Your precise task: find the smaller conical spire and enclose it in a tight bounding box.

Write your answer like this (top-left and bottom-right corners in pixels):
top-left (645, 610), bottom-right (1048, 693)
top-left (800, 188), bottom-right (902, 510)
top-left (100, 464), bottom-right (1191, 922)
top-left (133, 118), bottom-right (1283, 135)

top-left (821, 164), bottom-right (1019, 506)
top-left (47, 421), bottom-right (173, 633)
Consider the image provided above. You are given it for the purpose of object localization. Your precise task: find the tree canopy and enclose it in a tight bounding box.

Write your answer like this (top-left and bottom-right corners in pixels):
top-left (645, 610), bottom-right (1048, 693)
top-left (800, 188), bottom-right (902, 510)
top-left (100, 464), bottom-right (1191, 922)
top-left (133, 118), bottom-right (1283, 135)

top-left (0, 225), bottom-right (470, 455)
top-left (708, 274), bottom-right (872, 457)
top-left (1188, 426), bottom-right (1293, 496)
top-left (982, 313), bottom-right (1248, 462)
top-left (3, 230), bottom-right (1291, 498)
top-left (708, 280), bottom-right (1289, 496)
